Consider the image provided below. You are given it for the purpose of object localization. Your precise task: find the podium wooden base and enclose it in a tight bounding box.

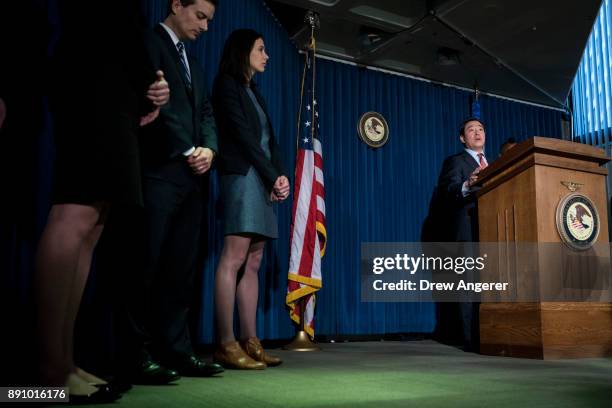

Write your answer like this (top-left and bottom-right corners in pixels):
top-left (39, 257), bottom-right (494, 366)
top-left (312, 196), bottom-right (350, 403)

top-left (480, 302), bottom-right (612, 359)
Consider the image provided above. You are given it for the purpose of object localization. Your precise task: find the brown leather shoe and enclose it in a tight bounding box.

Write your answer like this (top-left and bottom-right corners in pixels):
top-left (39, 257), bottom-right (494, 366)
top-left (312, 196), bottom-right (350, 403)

top-left (213, 341), bottom-right (266, 370)
top-left (240, 337), bottom-right (283, 367)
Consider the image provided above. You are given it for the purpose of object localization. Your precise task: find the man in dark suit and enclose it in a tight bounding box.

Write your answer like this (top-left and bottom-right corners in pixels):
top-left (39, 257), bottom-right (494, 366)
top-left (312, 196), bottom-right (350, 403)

top-left (434, 117), bottom-right (488, 352)
top-left (130, 0), bottom-right (222, 380)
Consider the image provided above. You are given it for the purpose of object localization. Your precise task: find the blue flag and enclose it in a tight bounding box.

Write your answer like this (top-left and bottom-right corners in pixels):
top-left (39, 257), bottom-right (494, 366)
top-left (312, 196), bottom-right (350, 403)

top-left (471, 96), bottom-right (481, 119)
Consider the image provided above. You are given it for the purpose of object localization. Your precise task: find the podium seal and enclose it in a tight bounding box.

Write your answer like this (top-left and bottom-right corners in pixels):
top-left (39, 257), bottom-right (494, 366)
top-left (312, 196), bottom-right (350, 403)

top-left (556, 193), bottom-right (600, 250)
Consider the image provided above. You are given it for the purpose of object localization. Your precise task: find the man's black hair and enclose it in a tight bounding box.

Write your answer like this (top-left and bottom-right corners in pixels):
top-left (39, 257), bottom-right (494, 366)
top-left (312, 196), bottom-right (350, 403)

top-left (459, 117), bottom-right (486, 136)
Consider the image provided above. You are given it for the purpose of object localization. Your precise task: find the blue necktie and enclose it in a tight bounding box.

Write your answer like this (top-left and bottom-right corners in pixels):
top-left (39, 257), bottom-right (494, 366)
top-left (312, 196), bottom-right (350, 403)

top-left (176, 42), bottom-right (192, 89)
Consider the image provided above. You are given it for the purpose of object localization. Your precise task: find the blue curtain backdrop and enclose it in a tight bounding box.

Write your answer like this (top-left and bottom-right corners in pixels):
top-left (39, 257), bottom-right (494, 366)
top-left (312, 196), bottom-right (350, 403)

top-left (3, 0), bottom-right (563, 347)
top-left (142, 0), bottom-right (562, 343)
top-left (570, 0), bottom-right (612, 234)
top-left (572, 0), bottom-right (612, 146)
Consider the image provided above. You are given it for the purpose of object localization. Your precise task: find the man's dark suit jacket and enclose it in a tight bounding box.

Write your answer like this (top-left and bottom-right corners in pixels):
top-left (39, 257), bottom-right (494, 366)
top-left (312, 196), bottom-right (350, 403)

top-left (434, 149), bottom-right (486, 351)
top-left (436, 150), bottom-right (482, 242)
top-left (127, 23), bottom-right (217, 361)
top-left (212, 74), bottom-right (285, 191)
top-left (140, 25), bottom-right (217, 179)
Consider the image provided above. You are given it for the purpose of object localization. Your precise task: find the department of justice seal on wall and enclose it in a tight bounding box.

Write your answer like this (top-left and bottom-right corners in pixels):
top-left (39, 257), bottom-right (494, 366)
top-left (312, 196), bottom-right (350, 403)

top-left (358, 112), bottom-right (389, 148)
top-left (555, 193), bottom-right (600, 250)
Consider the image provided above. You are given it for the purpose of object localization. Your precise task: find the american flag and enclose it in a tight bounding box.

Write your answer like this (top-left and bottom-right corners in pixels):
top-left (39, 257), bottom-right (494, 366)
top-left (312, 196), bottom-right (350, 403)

top-left (286, 46), bottom-right (326, 338)
top-left (571, 217), bottom-right (585, 231)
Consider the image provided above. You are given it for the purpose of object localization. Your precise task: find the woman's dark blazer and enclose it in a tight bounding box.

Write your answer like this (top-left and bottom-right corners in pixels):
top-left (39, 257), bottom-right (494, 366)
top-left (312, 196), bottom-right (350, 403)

top-left (212, 73), bottom-right (285, 191)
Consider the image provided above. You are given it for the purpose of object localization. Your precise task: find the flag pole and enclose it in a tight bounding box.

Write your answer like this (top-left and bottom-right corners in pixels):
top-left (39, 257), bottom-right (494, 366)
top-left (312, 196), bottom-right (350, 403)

top-left (284, 10), bottom-right (321, 352)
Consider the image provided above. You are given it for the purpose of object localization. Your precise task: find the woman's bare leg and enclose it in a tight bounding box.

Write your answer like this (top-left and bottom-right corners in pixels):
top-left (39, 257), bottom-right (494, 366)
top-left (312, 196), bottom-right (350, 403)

top-left (214, 235), bottom-right (251, 344)
top-left (236, 240), bottom-right (265, 339)
top-left (65, 206), bottom-right (107, 384)
top-left (35, 203), bottom-right (103, 395)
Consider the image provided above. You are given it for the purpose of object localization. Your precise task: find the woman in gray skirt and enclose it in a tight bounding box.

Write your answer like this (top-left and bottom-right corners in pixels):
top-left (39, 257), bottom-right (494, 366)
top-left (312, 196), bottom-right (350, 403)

top-left (211, 29), bottom-right (290, 369)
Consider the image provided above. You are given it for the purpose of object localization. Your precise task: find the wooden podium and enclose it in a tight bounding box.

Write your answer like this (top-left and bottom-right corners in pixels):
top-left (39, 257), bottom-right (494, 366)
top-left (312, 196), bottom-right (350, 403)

top-left (476, 137), bottom-right (612, 359)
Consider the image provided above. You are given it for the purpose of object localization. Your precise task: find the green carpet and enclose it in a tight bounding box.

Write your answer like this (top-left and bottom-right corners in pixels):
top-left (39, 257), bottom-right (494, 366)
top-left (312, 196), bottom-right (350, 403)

top-left (77, 341), bottom-right (612, 407)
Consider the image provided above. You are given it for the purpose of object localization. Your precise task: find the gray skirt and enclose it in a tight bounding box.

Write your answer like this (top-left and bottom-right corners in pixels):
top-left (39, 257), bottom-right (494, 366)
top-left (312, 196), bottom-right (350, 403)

top-left (220, 167), bottom-right (278, 239)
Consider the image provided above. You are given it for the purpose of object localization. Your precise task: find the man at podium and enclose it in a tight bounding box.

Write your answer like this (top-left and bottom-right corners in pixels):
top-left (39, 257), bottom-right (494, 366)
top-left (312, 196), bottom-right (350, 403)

top-left (437, 117), bottom-right (488, 241)
top-left (434, 117), bottom-right (489, 352)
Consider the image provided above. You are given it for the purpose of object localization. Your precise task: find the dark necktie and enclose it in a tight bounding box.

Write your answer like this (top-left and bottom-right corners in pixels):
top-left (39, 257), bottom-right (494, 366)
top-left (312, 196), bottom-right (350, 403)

top-left (176, 41), bottom-right (192, 89)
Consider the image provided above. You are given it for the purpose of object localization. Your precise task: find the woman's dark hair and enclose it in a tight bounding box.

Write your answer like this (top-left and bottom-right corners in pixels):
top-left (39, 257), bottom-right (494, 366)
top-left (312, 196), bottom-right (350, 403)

top-left (218, 29), bottom-right (264, 84)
